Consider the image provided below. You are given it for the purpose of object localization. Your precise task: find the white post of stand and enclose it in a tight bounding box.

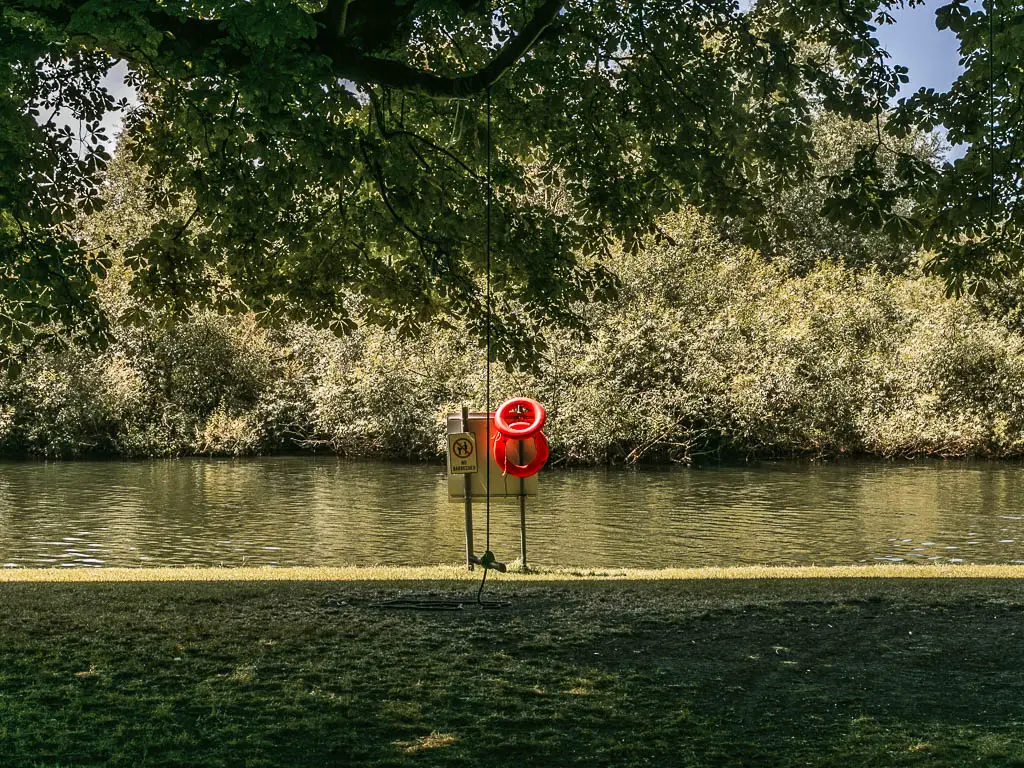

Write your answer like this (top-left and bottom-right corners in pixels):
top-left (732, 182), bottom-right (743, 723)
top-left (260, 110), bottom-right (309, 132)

top-left (462, 406), bottom-right (474, 570)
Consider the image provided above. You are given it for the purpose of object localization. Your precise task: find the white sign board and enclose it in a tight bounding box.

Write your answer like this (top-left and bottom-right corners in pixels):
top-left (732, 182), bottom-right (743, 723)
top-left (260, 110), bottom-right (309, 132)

top-left (447, 412), bottom-right (539, 500)
top-left (447, 432), bottom-right (477, 474)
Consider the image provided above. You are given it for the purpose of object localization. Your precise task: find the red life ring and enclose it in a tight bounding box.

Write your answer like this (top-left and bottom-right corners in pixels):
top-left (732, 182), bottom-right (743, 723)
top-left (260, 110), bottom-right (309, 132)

top-left (491, 431), bottom-right (549, 478)
top-left (494, 397), bottom-right (546, 439)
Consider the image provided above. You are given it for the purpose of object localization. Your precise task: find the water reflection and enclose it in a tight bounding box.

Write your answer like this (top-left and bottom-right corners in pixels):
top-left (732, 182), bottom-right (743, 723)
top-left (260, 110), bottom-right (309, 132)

top-left (1, 457), bottom-right (1024, 568)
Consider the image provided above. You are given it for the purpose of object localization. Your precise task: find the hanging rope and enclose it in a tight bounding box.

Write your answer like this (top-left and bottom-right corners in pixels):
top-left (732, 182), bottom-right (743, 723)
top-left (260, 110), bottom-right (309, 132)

top-left (485, 80), bottom-right (493, 555)
top-left (372, 3), bottom-right (508, 612)
top-left (989, 0), bottom-right (996, 228)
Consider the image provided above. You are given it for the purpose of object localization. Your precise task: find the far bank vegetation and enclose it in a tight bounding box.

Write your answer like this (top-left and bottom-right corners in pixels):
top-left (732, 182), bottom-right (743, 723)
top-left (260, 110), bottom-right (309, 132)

top-left (4, 120), bottom-right (1024, 463)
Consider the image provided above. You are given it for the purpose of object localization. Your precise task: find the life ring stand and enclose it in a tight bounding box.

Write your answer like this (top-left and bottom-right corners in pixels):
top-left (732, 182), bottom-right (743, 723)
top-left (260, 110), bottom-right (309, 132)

top-left (491, 431), bottom-right (549, 479)
top-left (493, 397), bottom-right (546, 439)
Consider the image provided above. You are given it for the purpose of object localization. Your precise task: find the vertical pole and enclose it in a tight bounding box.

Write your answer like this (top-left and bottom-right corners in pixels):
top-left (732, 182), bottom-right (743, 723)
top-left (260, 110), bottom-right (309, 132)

top-left (462, 406), bottom-right (474, 570)
top-left (519, 438), bottom-right (527, 571)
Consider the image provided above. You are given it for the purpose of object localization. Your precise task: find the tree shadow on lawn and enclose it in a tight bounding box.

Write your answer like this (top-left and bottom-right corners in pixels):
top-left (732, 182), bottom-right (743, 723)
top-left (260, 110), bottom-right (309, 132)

top-left (0, 577), bottom-right (1022, 766)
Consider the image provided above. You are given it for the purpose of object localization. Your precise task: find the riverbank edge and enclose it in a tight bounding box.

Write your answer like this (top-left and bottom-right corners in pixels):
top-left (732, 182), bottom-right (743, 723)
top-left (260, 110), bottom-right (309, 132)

top-left (5, 562), bottom-right (1024, 582)
top-left (7, 447), bottom-right (1024, 463)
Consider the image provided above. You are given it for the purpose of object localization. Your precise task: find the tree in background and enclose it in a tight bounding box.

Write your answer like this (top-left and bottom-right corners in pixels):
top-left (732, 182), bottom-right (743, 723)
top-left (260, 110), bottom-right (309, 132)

top-left (887, 0), bottom-right (1024, 293)
top-left (5, 0), bottom-right (967, 367)
top-left (9, 172), bottom-right (1024, 461)
top-left (725, 112), bottom-right (945, 276)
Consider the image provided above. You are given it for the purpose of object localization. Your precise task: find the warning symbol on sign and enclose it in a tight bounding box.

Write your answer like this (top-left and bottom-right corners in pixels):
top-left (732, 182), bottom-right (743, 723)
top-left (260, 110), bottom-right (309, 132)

top-left (448, 432), bottom-right (477, 474)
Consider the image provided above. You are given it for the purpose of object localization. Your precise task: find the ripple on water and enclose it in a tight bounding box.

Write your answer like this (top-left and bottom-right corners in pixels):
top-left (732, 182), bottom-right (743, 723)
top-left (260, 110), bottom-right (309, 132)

top-left (3, 457), bottom-right (1024, 568)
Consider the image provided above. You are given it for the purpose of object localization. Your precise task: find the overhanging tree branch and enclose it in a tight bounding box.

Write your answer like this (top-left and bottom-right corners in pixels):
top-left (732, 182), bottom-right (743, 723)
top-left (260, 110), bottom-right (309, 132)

top-left (20, 0), bottom-right (564, 97)
top-left (317, 0), bottom-right (564, 97)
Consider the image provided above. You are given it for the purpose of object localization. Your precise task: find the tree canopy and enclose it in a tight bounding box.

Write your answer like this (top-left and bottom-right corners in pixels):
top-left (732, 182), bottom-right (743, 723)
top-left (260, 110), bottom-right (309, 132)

top-left (1, 0), bottom-right (1021, 366)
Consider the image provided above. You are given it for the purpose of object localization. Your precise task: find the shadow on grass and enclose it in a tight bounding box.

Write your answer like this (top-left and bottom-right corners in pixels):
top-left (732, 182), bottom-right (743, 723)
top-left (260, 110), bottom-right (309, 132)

top-left (1, 577), bottom-right (1023, 766)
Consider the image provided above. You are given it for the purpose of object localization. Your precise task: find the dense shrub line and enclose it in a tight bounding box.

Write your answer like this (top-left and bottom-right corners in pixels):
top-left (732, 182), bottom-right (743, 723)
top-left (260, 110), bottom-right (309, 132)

top-left (3, 210), bottom-right (1024, 463)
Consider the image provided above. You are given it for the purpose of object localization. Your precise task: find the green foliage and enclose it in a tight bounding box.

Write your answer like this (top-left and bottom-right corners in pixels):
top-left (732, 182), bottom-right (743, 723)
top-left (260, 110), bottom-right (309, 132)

top-left (727, 113), bottom-right (944, 276)
top-left (6, 0), bottom-right (1004, 365)
top-left (860, 288), bottom-right (1024, 457)
top-left (547, 211), bottom-right (1024, 461)
top-left (7, 205), bottom-right (1024, 461)
top-left (888, 0), bottom-right (1024, 290)
top-left (0, 348), bottom-right (113, 456)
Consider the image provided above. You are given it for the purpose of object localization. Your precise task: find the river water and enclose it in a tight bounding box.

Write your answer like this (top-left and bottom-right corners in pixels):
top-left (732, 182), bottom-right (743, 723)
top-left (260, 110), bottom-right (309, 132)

top-left (1, 457), bottom-right (1023, 568)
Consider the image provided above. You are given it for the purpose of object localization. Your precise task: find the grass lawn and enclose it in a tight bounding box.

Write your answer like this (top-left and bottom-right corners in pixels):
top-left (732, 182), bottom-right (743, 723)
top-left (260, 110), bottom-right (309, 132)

top-left (2, 566), bottom-right (1024, 766)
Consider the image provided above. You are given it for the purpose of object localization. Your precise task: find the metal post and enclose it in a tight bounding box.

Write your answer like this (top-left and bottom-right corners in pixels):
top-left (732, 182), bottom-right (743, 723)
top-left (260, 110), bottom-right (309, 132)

top-left (462, 406), bottom-right (474, 570)
top-left (519, 438), bottom-right (527, 571)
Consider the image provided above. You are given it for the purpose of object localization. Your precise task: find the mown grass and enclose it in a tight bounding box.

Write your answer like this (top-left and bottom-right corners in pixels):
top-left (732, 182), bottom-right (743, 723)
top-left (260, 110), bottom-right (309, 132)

top-left (3, 570), bottom-right (1024, 766)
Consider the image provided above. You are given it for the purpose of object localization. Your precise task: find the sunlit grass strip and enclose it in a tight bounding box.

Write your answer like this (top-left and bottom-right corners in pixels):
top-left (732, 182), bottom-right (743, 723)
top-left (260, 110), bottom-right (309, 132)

top-left (5, 563), bottom-right (1024, 582)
